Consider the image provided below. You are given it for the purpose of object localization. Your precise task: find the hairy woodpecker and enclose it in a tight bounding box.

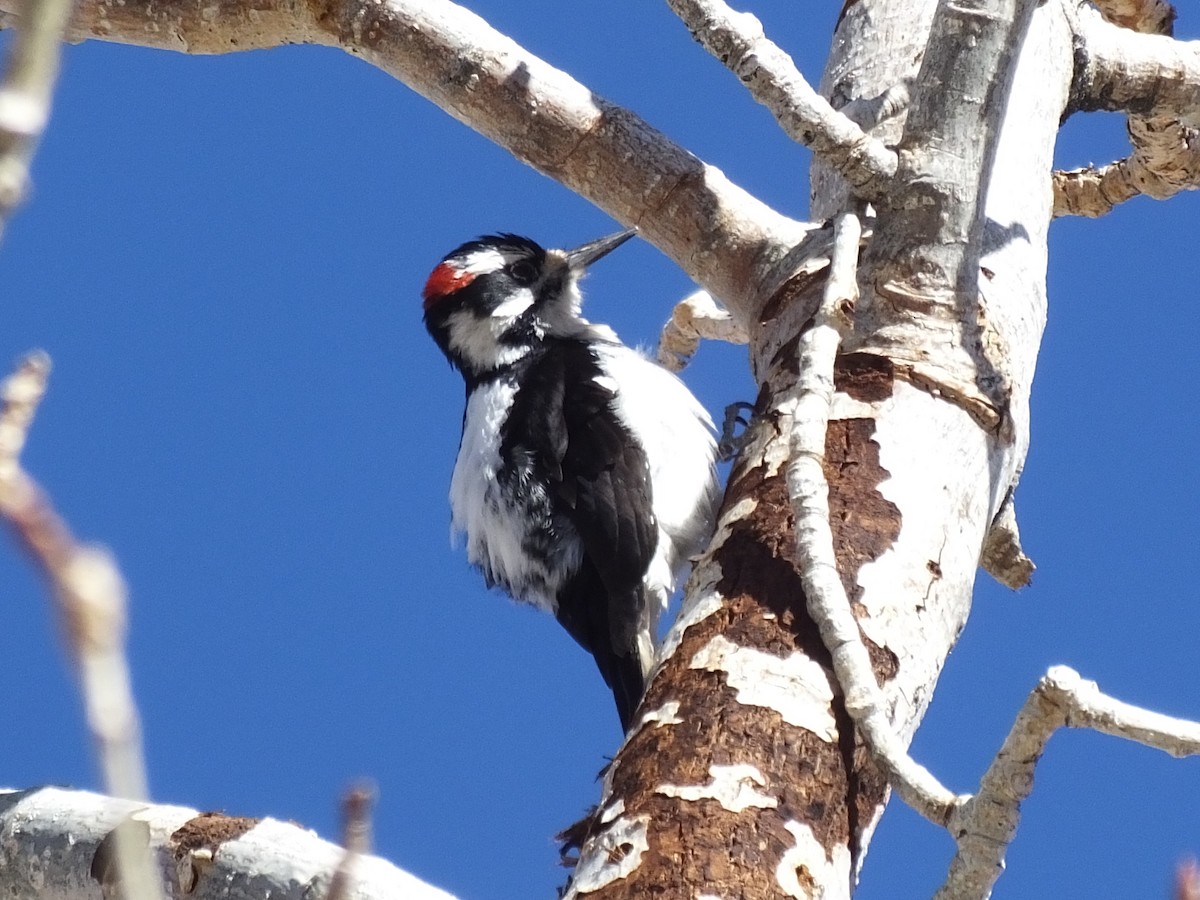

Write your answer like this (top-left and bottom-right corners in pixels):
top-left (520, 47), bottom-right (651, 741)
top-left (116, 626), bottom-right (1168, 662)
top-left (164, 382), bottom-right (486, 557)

top-left (422, 229), bottom-right (720, 730)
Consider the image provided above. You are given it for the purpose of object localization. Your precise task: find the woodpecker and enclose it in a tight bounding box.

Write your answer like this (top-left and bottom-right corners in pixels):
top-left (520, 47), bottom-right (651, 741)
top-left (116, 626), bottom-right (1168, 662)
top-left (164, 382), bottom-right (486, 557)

top-left (422, 229), bottom-right (720, 730)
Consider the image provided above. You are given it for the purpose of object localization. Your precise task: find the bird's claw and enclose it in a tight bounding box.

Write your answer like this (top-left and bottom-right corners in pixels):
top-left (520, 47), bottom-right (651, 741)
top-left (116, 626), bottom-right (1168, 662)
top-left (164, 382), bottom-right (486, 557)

top-left (718, 401), bottom-right (755, 462)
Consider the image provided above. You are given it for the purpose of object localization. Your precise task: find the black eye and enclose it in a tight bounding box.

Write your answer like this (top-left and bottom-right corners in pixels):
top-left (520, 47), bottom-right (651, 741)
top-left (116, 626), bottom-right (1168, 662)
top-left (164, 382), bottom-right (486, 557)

top-left (508, 260), bottom-right (538, 286)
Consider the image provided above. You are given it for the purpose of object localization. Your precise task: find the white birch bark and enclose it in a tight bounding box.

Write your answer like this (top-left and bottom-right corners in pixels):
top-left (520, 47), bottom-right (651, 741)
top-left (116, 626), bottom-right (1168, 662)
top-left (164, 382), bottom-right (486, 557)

top-left (806, 0), bottom-right (1065, 712)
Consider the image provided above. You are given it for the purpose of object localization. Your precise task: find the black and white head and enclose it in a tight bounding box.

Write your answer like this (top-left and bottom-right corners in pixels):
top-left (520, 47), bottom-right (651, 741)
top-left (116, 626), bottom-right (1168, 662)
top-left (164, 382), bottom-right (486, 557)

top-left (422, 229), bottom-right (636, 380)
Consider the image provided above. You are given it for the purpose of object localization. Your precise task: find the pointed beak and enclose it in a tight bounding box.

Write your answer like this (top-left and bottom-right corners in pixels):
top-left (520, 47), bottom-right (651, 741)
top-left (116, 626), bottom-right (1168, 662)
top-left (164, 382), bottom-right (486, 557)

top-left (564, 228), bottom-right (638, 270)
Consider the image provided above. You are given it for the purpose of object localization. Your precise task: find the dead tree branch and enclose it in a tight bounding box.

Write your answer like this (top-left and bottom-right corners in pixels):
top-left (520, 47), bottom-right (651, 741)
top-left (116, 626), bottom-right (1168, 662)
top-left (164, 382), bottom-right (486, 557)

top-left (0, 787), bottom-right (455, 900)
top-left (326, 781), bottom-right (377, 900)
top-left (1055, 0), bottom-right (1199, 217)
top-left (0, 0), bottom-right (819, 321)
top-left (664, 0), bottom-right (898, 202)
top-left (784, 206), bottom-right (963, 825)
top-left (0, 352), bottom-right (164, 900)
top-left (936, 666), bottom-right (1200, 900)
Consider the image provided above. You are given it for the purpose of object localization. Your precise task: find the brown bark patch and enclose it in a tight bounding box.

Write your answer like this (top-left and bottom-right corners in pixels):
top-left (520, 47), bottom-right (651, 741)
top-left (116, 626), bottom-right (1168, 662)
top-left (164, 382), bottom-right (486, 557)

top-left (596, 534), bottom-right (848, 898)
top-left (167, 812), bottom-right (259, 894)
top-left (826, 417), bottom-right (901, 681)
top-left (834, 353), bottom-right (894, 402)
top-left (169, 812), bottom-right (258, 857)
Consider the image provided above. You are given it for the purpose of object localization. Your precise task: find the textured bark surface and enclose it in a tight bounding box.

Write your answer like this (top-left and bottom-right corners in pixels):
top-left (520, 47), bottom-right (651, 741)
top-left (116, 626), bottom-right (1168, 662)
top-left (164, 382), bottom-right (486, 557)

top-left (583, 354), bottom-right (903, 898)
top-left (569, 3), bottom-right (1074, 896)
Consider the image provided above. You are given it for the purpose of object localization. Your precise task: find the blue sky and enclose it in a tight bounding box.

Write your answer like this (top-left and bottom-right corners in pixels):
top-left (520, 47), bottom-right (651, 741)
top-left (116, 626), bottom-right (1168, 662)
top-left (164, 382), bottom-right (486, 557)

top-left (1, 1), bottom-right (1198, 897)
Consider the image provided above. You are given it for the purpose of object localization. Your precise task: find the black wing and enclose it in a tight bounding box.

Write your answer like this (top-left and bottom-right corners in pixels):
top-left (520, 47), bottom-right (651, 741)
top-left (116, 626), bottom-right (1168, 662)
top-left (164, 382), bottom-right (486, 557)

top-left (502, 340), bottom-right (658, 728)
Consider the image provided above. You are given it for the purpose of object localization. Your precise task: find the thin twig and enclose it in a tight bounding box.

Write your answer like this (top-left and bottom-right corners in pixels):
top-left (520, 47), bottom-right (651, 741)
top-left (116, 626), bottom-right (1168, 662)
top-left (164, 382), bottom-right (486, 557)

top-left (327, 781), bottom-right (377, 900)
top-left (0, 0), bottom-right (75, 237)
top-left (0, 349), bottom-right (47, 468)
top-left (782, 208), bottom-right (963, 825)
top-left (0, 352), bottom-right (165, 900)
top-left (664, 0), bottom-right (897, 201)
top-left (937, 666), bottom-right (1200, 900)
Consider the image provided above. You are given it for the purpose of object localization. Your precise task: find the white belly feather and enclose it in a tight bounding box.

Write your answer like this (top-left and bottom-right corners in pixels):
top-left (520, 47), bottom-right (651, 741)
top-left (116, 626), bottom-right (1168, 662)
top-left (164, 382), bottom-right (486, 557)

top-left (449, 378), bottom-right (577, 614)
top-left (449, 346), bottom-right (719, 625)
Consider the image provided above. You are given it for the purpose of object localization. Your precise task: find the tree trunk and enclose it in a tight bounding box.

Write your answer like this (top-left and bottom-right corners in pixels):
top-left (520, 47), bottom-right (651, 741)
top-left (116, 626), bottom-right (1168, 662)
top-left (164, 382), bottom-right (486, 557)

top-left (565, 3), bottom-right (1071, 897)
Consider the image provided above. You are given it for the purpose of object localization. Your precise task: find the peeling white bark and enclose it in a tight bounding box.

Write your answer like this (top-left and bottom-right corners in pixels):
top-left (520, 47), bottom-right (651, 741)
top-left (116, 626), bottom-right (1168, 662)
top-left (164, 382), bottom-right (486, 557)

top-left (656, 764), bottom-right (777, 813)
top-left (844, 381), bottom-right (998, 734)
top-left (800, 0), bottom-right (1071, 756)
top-left (634, 700), bottom-right (683, 730)
top-left (599, 800), bottom-right (626, 825)
top-left (689, 634), bottom-right (837, 739)
top-left (656, 495), bottom-right (753, 663)
top-left (774, 821), bottom-right (852, 900)
top-left (562, 815), bottom-right (650, 897)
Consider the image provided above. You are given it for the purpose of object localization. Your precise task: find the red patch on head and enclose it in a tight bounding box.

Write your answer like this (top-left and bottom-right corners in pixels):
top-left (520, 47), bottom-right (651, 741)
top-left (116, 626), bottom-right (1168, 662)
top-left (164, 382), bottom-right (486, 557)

top-left (422, 262), bottom-right (477, 310)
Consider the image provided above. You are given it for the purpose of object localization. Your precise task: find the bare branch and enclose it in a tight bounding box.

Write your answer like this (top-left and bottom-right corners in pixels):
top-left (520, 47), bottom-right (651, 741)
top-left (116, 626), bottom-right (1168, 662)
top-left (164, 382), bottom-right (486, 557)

top-left (937, 666), bottom-right (1200, 900)
top-left (783, 208), bottom-right (962, 825)
top-left (1076, 18), bottom-right (1200, 116)
top-left (0, 348), bottom-right (47, 466)
top-left (664, 0), bottom-right (898, 202)
top-left (0, 353), bottom-right (164, 900)
top-left (1053, 118), bottom-right (1200, 216)
top-left (0, 0), bottom-right (816, 320)
top-left (1055, 1), bottom-right (1199, 217)
top-left (1068, 3), bottom-right (1200, 119)
top-left (656, 290), bottom-right (748, 372)
top-left (0, 0), bottom-right (74, 237)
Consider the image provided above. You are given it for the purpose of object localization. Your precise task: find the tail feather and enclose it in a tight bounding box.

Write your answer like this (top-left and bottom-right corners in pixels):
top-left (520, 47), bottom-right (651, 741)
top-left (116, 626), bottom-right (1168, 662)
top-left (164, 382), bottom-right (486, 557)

top-left (555, 565), bottom-right (653, 731)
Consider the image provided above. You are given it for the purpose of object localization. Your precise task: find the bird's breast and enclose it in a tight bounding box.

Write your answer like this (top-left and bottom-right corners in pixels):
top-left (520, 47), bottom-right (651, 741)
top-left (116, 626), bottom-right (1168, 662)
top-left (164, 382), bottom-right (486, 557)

top-left (449, 376), bottom-right (579, 613)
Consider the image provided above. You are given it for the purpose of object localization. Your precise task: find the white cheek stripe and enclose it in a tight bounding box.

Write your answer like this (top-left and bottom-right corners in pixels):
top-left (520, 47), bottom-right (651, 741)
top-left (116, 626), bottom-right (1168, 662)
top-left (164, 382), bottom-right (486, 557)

top-left (491, 289), bottom-right (535, 319)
